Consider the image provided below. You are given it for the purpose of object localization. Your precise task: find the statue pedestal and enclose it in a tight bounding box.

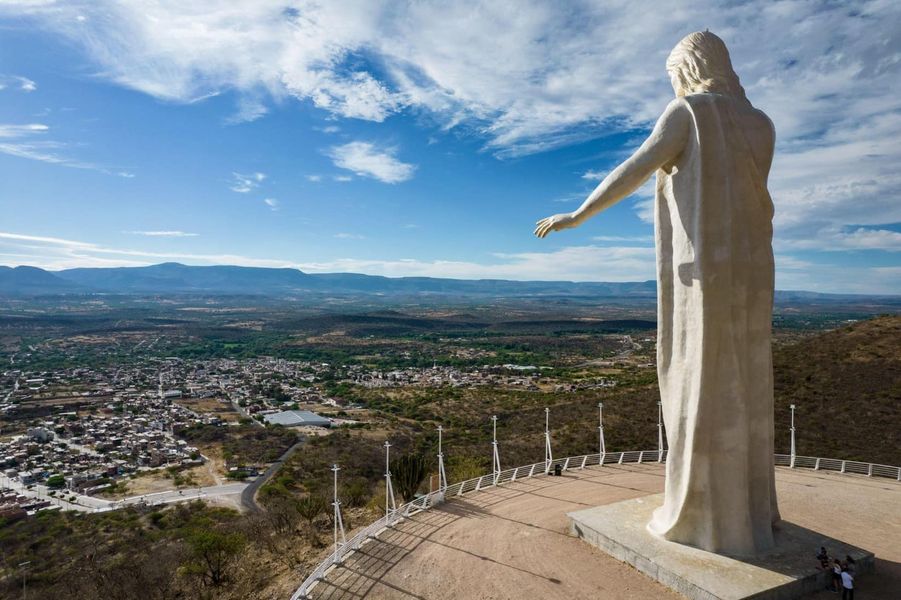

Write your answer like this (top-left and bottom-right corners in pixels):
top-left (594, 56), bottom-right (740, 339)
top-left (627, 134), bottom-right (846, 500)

top-left (569, 494), bottom-right (873, 600)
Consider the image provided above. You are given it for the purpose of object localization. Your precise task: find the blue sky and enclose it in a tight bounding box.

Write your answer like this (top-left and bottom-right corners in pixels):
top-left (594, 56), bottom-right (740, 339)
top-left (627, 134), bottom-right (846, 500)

top-left (0, 1), bottom-right (899, 293)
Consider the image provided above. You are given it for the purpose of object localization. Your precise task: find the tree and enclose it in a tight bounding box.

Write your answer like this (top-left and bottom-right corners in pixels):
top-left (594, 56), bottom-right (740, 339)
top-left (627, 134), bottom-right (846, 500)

top-left (46, 474), bottom-right (66, 489)
top-left (297, 495), bottom-right (328, 545)
top-left (343, 478), bottom-right (370, 507)
top-left (183, 528), bottom-right (246, 587)
top-left (391, 454), bottom-right (427, 502)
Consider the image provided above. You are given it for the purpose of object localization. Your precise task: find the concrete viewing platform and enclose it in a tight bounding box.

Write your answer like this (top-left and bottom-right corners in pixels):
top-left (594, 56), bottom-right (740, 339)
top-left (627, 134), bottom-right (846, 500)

top-left (307, 464), bottom-right (900, 599)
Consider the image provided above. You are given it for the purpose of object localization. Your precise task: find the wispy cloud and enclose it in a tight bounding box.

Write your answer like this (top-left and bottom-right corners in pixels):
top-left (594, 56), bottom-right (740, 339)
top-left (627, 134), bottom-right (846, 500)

top-left (333, 174), bottom-right (353, 182)
top-left (0, 231), bottom-right (290, 270)
top-left (581, 170), bottom-right (604, 181)
top-left (299, 245), bottom-right (657, 282)
top-left (334, 232), bottom-right (365, 240)
top-left (230, 171), bottom-right (266, 193)
top-left (124, 230), bottom-right (199, 237)
top-left (306, 174), bottom-right (322, 182)
top-left (327, 141), bottom-right (415, 184)
top-left (593, 235), bottom-right (653, 244)
top-left (3, 1), bottom-right (900, 269)
top-left (0, 75), bottom-right (36, 92)
top-left (225, 97), bottom-right (268, 124)
top-left (1, 231), bottom-right (897, 294)
top-left (263, 198), bottom-right (279, 210)
top-left (0, 122), bottom-right (132, 176)
top-left (0, 123), bottom-right (48, 137)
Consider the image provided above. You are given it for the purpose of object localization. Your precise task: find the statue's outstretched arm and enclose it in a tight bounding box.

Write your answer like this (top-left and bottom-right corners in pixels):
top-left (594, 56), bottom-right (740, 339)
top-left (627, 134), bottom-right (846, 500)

top-left (535, 100), bottom-right (690, 238)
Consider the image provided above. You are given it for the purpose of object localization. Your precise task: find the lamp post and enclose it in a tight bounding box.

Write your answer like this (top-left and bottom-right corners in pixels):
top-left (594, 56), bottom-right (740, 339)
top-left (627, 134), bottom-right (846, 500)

top-left (18, 561), bottom-right (30, 600)
top-left (789, 404), bottom-right (796, 468)
top-left (544, 407), bottom-right (554, 474)
top-left (657, 401), bottom-right (665, 463)
top-left (384, 441), bottom-right (397, 522)
top-left (598, 402), bottom-right (606, 465)
top-left (437, 425), bottom-right (447, 493)
top-left (491, 416), bottom-right (501, 484)
top-left (331, 464), bottom-right (346, 560)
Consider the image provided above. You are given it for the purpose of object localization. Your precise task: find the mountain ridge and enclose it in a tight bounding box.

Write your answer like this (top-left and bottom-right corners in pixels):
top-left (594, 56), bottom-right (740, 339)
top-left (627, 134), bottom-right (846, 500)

top-left (0, 263), bottom-right (897, 300)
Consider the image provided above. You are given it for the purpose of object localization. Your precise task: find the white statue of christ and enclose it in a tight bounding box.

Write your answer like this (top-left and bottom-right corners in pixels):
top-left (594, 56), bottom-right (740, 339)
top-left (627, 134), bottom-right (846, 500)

top-left (536, 31), bottom-right (779, 556)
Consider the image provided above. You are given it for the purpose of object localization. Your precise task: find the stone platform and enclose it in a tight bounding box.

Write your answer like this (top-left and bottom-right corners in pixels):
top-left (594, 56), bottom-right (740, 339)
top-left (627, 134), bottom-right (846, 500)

top-left (569, 494), bottom-right (874, 600)
top-left (303, 464), bottom-right (899, 600)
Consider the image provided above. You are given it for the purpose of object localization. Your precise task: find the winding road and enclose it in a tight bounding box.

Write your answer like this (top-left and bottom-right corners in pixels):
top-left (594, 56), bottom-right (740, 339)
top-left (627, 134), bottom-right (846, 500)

top-left (241, 437), bottom-right (305, 513)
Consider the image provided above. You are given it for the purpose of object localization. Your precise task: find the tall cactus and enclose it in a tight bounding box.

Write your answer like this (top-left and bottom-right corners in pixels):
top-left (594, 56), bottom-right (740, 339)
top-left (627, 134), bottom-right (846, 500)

top-left (391, 453), bottom-right (427, 502)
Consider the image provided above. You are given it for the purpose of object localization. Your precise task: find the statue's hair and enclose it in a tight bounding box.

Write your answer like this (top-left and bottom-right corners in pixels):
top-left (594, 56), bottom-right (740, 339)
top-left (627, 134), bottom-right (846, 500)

top-left (666, 31), bottom-right (747, 102)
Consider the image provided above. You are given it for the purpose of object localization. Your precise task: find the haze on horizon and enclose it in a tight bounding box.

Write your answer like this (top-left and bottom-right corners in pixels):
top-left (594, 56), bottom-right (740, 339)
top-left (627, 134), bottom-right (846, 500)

top-left (1, 1), bottom-right (899, 294)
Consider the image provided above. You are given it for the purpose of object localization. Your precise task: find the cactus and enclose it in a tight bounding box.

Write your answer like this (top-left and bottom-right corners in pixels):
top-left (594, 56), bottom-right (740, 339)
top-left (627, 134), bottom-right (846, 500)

top-left (391, 453), bottom-right (427, 502)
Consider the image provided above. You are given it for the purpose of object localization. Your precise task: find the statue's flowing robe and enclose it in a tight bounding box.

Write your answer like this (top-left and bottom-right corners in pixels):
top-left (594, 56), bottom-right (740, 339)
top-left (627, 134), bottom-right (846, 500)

top-left (648, 93), bottom-right (779, 555)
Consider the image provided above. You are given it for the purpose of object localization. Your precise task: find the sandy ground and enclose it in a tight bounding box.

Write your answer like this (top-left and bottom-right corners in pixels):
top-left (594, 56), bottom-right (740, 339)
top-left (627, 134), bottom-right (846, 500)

top-left (177, 397), bottom-right (243, 423)
top-left (308, 464), bottom-right (900, 600)
top-left (99, 461), bottom-right (219, 498)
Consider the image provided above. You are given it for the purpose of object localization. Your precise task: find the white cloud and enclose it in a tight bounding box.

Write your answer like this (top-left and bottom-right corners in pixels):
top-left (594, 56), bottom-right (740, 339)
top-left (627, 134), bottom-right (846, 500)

top-left (230, 171), bottom-right (266, 193)
top-left (333, 174), bottom-right (353, 182)
top-left (3, 1), bottom-right (901, 258)
top-left (296, 245), bottom-right (654, 282)
top-left (0, 123), bottom-right (48, 138)
top-left (334, 232), bottom-right (365, 240)
top-left (2, 230), bottom-right (898, 294)
top-left (581, 170), bottom-right (604, 181)
top-left (779, 227), bottom-right (901, 253)
top-left (125, 230), bottom-right (198, 237)
top-left (305, 174), bottom-right (322, 182)
top-left (0, 75), bottom-right (36, 92)
top-left (17, 76), bottom-right (36, 92)
top-left (0, 231), bottom-right (291, 270)
top-left (593, 235), bottom-right (653, 244)
top-left (225, 97), bottom-right (268, 124)
top-left (327, 141), bottom-right (415, 183)
top-left (0, 122), bottom-right (128, 175)
top-left (263, 198), bottom-right (279, 210)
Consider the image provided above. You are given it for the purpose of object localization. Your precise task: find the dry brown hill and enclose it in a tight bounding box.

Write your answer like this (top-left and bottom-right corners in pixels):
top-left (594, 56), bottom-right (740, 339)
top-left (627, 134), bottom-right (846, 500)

top-left (773, 314), bottom-right (900, 466)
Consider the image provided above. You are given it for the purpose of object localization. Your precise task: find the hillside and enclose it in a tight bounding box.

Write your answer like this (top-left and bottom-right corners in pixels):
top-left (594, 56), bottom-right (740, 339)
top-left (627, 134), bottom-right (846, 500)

top-left (773, 315), bottom-right (900, 466)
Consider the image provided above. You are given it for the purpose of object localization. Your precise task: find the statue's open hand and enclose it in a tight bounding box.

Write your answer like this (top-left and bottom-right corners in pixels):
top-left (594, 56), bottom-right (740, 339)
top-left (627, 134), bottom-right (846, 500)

top-left (534, 213), bottom-right (577, 238)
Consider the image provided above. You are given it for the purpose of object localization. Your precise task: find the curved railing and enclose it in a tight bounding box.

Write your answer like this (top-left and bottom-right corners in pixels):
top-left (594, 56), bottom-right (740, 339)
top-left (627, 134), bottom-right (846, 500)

top-left (775, 453), bottom-right (901, 479)
top-left (290, 450), bottom-right (900, 599)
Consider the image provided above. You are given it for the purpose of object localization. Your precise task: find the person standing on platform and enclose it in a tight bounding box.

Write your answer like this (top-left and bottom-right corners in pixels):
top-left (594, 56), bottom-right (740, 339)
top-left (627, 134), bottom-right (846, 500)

top-left (841, 567), bottom-right (854, 599)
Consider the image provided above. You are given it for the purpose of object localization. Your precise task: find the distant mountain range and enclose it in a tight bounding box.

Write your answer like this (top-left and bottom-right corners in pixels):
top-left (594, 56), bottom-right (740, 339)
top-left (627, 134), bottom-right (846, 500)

top-left (0, 263), bottom-right (896, 301)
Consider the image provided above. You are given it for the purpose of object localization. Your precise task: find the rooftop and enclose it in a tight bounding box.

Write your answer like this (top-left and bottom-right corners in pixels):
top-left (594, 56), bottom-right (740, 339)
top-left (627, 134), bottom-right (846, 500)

top-left (264, 410), bottom-right (331, 428)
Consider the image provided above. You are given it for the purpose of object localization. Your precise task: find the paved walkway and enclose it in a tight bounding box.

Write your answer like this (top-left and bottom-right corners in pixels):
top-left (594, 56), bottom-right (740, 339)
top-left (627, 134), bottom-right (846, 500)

top-left (309, 464), bottom-right (900, 600)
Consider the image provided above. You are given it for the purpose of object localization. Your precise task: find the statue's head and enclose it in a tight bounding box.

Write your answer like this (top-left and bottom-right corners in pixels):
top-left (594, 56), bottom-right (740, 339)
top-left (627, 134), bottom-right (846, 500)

top-left (666, 31), bottom-right (746, 101)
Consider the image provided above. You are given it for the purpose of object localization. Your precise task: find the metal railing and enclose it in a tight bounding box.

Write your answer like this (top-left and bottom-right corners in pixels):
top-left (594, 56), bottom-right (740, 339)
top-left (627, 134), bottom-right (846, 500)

top-left (775, 454), bottom-right (901, 479)
top-left (290, 450), bottom-right (900, 599)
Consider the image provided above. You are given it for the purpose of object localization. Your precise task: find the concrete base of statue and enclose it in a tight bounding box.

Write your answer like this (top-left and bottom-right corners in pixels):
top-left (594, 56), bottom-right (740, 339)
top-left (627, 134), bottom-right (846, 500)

top-left (569, 494), bottom-right (873, 600)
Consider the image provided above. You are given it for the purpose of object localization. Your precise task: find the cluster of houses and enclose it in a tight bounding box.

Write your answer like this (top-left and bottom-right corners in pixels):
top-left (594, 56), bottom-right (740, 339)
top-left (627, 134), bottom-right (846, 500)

top-left (347, 363), bottom-right (617, 392)
top-left (0, 396), bottom-right (205, 497)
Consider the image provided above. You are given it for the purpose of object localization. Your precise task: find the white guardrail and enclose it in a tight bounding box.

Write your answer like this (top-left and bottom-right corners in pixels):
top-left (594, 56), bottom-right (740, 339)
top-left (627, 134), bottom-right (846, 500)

top-left (290, 450), bottom-right (900, 599)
